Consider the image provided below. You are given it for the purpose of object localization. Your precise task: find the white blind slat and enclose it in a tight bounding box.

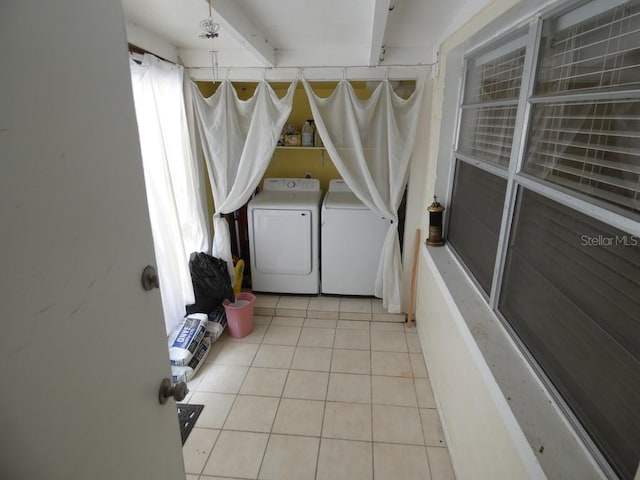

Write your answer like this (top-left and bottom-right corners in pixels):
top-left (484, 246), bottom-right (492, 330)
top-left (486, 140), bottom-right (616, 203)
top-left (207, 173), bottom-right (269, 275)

top-left (531, 158), bottom-right (640, 191)
top-left (555, 5), bottom-right (640, 41)
top-left (530, 150), bottom-right (640, 174)
top-left (529, 168), bottom-right (640, 210)
top-left (538, 126), bottom-right (640, 139)
top-left (534, 137), bottom-right (640, 157)
top-left (461, 143), bottom-right (512, 158)
top-left (542, 64), bottom-right (640, 86)
top-left (546, 42), bottom-right (640, 70)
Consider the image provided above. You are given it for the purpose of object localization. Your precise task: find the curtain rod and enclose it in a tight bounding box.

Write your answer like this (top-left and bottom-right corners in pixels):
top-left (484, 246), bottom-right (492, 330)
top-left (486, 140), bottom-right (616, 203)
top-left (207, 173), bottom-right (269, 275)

top-left (296, 62), bottom-right (435, 69)
top-left (187, 64), bottom-right (432, 82)
top-left (128, 43), bottom-right (176, 65)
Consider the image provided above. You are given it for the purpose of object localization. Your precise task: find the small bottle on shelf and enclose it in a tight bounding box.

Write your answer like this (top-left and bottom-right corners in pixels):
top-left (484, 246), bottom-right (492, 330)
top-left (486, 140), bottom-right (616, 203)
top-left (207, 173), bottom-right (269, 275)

top-left (309, 119), bottom-right (322, 147)
top-left (313, 123), bottom-right (323, 148)
top-left (301, 120), bottom-right (314, 147)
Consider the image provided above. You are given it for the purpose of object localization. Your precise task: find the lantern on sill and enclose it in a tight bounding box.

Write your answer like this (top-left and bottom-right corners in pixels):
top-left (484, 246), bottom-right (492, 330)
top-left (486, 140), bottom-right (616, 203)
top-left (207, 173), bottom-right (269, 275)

top-left (426, 196), bottom-right (445, 246)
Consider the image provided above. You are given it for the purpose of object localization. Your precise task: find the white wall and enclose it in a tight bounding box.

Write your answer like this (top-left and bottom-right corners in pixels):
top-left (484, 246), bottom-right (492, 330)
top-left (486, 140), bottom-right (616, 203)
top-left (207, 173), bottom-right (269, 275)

top-left (402, 77), bottom-right (433, 312)
top-left (416, 247), bottom-right (545, 479)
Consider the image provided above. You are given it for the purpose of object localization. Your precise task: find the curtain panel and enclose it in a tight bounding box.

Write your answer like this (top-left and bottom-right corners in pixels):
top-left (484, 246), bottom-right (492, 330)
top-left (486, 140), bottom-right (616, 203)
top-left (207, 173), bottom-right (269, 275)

top-left (130, 54), bottom-right (209, 334)
top-left (191, 80), bottom-right (297, 282)
top-left (302, 77), bottom-right (425, 312)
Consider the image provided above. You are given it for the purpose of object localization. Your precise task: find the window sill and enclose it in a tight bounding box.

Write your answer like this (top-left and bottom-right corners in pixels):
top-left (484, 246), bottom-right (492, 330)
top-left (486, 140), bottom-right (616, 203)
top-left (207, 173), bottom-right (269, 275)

top-left (418, 243), bottom-right (606, 480)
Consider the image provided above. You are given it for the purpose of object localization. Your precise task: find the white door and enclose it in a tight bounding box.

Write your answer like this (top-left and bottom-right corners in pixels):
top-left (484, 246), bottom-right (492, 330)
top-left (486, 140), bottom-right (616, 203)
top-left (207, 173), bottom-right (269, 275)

top-left (253, 209), bottom-right (312, 274)
top-left (0, 2), bottom-right (185, 479)
top-left (321, 208), bottom-right (390, 295)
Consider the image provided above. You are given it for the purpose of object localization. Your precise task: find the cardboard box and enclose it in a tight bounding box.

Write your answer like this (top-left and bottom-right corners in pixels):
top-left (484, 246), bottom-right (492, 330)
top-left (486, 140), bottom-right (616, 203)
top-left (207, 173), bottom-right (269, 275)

top-left (284, 134), bottom-right (301, 146)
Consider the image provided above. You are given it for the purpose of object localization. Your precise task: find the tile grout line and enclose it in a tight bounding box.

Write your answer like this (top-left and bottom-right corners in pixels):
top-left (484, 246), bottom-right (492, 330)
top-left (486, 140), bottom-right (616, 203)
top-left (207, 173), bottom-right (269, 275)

top-left (195, 365), bottom-right (247, 478)
top-left (194, 428), bottom-right (218, 478)
top-left (409, 335), bottom-right (432, 451)
top-left (369, 319), bottom-right (375, 477)
top-left (254, 315), bottom-right (290, 480)
top-left (315, 306), bottom-right (332, 480)
top-left (418, 407), bottom-right (435, 480)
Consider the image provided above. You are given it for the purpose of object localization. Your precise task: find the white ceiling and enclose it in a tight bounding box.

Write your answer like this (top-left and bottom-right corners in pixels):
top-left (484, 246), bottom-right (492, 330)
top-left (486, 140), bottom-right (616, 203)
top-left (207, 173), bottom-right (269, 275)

top-left (122, 0), bottom-right (491, 74)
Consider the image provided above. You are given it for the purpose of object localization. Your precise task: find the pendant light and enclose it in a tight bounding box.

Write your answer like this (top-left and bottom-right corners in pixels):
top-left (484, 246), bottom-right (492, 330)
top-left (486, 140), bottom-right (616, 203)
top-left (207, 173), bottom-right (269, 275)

top-left (199, 0), bottom-right (220, 39)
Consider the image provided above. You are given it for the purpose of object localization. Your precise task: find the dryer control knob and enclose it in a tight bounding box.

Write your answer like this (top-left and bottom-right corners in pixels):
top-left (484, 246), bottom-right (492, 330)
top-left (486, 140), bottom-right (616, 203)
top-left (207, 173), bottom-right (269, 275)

top-left (287, 180), bottom-right (296, 188)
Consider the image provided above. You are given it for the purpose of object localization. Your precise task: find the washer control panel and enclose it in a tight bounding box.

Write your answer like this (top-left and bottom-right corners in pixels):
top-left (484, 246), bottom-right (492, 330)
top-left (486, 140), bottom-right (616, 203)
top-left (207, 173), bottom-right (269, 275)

top-left (263, 178), bottom-right (320, 192)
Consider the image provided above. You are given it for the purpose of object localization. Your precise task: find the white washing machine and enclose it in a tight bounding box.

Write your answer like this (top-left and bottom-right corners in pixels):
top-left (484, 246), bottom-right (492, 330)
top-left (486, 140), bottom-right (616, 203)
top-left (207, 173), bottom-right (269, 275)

top-left (248, 178), bottom-right (323, 294)
top-left (321, 179), bottom-right (391, 295)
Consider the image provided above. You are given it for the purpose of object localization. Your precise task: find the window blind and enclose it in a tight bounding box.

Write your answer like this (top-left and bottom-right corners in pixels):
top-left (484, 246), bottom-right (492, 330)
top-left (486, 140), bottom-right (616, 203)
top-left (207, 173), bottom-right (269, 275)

top-left (525, 0), bottom-right (640, 215)
top-left (459, 105), bottom-right (519, 167)
top-left (524, 99), bottom-right (640, 214)
top-left (465, 35), bottom-right (527, 103)
top-left (458, 35), bottom-right (526, 168)
top-left (499, 189), bottom-right (640, 479)
top-left (536, 0), bottom-right (640, 95)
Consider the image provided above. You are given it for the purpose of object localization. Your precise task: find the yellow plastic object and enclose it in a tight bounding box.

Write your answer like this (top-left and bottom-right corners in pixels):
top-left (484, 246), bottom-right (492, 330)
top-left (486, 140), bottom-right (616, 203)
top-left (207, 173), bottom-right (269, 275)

top-left (233, 259), bottom-right (244, 297)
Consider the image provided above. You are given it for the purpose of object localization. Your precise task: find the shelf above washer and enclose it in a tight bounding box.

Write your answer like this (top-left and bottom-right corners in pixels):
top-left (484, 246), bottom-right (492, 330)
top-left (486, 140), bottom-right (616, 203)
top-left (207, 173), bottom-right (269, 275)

top-left (275, 146), bottom-right (325, 150)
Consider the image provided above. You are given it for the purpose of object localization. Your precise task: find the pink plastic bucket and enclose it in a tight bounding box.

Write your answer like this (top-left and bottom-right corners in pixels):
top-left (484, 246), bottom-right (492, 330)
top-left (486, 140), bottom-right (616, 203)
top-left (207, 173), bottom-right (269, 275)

top-left (223, 292), bottom-right (256, 338)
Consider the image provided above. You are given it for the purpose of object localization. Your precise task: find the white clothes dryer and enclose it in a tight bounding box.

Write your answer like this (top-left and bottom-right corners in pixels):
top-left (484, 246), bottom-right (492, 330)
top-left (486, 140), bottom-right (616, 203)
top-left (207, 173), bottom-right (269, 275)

top-left (321, 179), bottom-right (391, 296)
top-left (248, 178), bottom-right (323, 294)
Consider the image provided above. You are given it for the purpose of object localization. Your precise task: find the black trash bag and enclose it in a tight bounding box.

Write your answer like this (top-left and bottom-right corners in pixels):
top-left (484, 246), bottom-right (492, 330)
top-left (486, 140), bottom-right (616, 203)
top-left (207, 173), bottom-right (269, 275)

top-left (185, 252), bottom-right (235, 315)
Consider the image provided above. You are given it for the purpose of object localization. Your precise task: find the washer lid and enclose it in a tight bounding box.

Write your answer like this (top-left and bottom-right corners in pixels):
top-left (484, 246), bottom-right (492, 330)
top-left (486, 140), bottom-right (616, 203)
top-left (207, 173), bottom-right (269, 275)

top-left (249, 190), bottom-right (323, 209)
top-left (327, 179), bottom-right (352, 193)
top-left (323, 191), bottom-right (369, 210)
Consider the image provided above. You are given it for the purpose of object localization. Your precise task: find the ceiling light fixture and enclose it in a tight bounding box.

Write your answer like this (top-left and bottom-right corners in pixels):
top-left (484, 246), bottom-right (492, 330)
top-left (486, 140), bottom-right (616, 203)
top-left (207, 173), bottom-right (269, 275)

top-left (199, 0), bottom-right (220, 40)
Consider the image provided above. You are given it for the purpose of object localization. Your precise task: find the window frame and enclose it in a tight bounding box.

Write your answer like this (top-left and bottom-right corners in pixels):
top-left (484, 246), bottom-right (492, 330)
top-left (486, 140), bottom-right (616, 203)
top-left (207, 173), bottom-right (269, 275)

top-left (445, 26), bottom-right (531, 302)
top-left (441, 0), bottom-right (640, 477)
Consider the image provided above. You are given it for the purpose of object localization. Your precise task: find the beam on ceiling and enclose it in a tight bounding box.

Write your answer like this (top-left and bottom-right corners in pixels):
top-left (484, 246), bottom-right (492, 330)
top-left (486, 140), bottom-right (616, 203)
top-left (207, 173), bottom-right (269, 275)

top-left (367, 0), bottom-right (392, 66)
top-left (210, 0), bottom-right (275, 67)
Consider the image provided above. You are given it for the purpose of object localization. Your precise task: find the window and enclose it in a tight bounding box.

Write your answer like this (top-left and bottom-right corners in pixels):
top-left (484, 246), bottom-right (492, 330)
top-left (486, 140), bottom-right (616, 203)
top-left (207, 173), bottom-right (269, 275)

top-left (446, 0), bottom-right (640, 478)
top-left (524, 0), bottom-right (640, 214)
top-left (447, 33), bottom-right (526, 293)
top-left (458, 33), bottom-right (527, 168)
top-left (524, 99), bottom-right (640, 213)
top-left (500, 189), bottom-right (640, 479)
top-left (447, 162), bottom-right (508, 293)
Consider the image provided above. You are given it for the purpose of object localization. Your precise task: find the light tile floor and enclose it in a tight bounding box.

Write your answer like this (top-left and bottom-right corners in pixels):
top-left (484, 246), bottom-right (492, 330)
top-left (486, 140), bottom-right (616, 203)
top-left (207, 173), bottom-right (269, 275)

top-left (183, 294), bottom-right (455, 480)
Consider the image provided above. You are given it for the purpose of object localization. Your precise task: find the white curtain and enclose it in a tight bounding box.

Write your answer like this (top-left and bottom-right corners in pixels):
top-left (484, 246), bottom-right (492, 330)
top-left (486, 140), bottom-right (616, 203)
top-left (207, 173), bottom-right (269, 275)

top-left (191, 80), bottom-right (297, 281)
top-left (130, 54), bottom-right (210, 334)
top-left (302, 77), bottom-right (425, 313)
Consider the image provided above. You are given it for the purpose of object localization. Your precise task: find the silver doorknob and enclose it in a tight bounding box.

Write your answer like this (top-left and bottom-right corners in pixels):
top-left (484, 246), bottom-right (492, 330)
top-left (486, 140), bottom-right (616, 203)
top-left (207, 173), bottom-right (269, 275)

top-left (158, 378), bottom-right (188, 404)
